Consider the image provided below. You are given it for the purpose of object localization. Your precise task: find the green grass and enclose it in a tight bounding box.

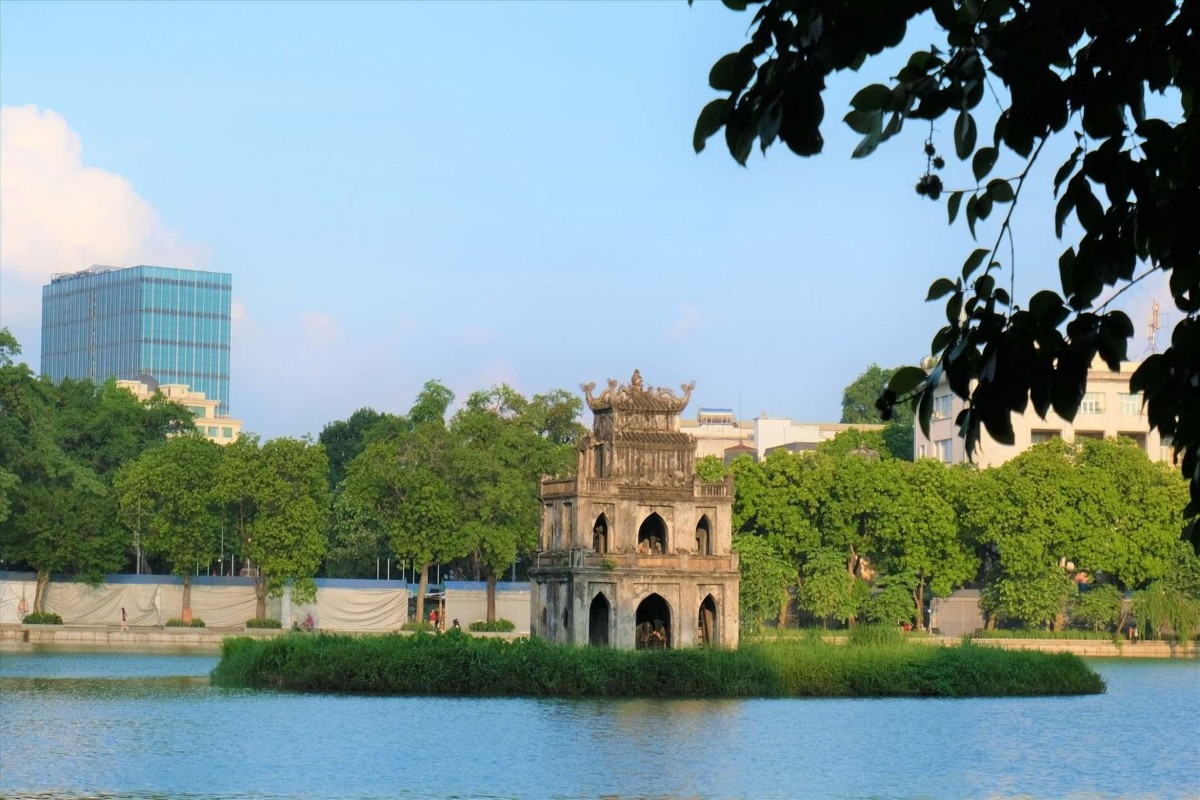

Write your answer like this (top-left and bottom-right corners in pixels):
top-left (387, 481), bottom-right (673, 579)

top-left (211, 630), bottom-right (1105, 698)
top-left (973, 629), bottom-right (1118, 640)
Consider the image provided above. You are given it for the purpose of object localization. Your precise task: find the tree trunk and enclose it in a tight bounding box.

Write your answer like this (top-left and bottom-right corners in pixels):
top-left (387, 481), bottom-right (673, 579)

top-left (182, 575), bottom-right (192, 619)
top-left (777, 590), bottom-right (789, 628)
top-left (1053, 611), bottom-right (1065, 632)
top-left (34, 570), bottom-right (50, 613)
top-left (486, 567), bottom-right (497, 623)
top-left (914, 583), bottom-right (926, 631)
top-left (415, 561), bottom-right (430, 625)
top-left (846, 550), bottom-right (859, 628)
top-left (254, 573), bottom-right (267, 621)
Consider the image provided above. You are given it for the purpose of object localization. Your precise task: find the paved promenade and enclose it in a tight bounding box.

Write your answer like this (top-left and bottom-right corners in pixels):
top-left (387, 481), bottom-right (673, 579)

top-left (1, 623), bottom-right (1195, 657)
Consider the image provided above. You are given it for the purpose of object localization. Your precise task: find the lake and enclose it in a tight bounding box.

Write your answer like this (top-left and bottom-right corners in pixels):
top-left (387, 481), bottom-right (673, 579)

top-left (1, 647), bottom-right (1196, 800)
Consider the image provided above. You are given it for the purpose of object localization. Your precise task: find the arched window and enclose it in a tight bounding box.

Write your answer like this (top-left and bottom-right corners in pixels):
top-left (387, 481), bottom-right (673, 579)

top-left (695, 515), bottom-right (712, 556)
top-left (589, 593), bottom-right (610, 647)
top-left (698, 594), bottom-right (718, 645)
top-left (635, 593), bottom-right (672, 649)
top-left (592, 513), bottom-right (609, 554)
top-left (637, 513), bottom-right (667, 555)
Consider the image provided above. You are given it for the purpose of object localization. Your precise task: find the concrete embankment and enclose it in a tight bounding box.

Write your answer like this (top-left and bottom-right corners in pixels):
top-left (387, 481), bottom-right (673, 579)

top-left (2, 624), bottom-right (1195, 658)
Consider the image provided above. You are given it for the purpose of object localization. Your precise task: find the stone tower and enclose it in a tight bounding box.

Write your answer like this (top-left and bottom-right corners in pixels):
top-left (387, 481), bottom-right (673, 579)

top-left (529, 371), bottom-right (739, 649)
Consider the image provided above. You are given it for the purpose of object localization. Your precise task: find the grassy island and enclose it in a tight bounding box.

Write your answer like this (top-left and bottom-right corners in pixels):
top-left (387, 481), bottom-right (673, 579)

top-left (211, 629), bottom-right (1105, 697)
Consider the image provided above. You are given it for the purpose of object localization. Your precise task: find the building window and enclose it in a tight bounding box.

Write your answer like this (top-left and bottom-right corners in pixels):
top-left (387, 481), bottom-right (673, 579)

top-left (1030, 430), bottom-right (1060, 445)
top-left (207, 426), bottom-right (219, 437)
top-left (1074, 431), bottom-right (1104, 441)
top-left (918, 443), bottom-right (928, 459)
top-left (932, 394), bottom-right (953, 421)
top-left (1079, 392), bottom-right (1104, 415)
top-left (1120, 392), bottom-right (1142, 416)
top-left (221, 427), bottom-right (233, 438)
top-left (1118, 432), bottom-right (1146, 451)
top-left (1160, 434), bottom-right (1175, 463)
top-left (935, 439), bottom-right (953, 463)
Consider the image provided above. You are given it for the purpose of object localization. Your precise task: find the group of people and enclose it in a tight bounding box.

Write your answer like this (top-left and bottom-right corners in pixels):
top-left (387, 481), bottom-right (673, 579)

top-left (427, 609), bottom-right (460, 632)
top-left (635, 620), bottom-right (667, 649)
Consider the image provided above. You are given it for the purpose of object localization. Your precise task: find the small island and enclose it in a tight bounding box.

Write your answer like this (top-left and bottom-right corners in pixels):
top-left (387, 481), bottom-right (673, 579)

top-left (210, 630), bottom-right (1105, 697)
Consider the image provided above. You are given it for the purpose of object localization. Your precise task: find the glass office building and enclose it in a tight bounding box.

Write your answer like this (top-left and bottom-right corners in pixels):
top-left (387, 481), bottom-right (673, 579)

top-left (41, 265), bottom-right (233, 414)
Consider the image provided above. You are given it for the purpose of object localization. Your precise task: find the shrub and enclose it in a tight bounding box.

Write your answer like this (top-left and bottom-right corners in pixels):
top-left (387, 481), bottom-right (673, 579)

top-left (166, 618), bottom-right (206, 628)
top-left (245, 617), bottom-right (282, 629)
top-left (468, 619), bottom-right (516, 632)
top-left (1068, 585), bottom-right (1122, 632)
top-left (210, 634), bottom-right (1105, 698)
top-left (22, 611), bottom-right (62, 625)
top-left (401, 620), bottom-right (435, 632)
top-left (846, 623), bottom-right (905, 648)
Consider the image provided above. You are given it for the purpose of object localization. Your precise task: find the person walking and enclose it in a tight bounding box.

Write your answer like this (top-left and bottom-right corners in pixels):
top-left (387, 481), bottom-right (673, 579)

top-left (120, 607), bottom-right (128, 632)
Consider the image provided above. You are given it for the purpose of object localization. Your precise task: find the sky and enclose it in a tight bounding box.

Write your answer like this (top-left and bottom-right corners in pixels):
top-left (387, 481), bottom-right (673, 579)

top-left (0, 1), bottom-right (1174, 439)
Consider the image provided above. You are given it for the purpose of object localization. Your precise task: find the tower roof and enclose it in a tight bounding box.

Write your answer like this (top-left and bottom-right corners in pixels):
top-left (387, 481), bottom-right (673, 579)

top-left (581, 370), bottom-right (696, 414)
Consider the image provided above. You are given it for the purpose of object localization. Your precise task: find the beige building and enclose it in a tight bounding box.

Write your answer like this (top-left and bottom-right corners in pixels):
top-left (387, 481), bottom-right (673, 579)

top-left (913, 359), bottom-right (1171, 467)
top-left (116, 377), bottom-right (243, 445)
top-left (530, 371), bottom-right (739, 649)
top-left (681, 410), bottom-right (884, 463)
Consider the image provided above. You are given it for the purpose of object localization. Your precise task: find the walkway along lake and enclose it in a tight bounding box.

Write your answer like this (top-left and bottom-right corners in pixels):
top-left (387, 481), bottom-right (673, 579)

top-left (0, 647), bottom-right (1197, 800)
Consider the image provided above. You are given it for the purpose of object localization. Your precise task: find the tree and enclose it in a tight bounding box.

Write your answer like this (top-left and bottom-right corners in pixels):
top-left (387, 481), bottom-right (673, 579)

top-left (731, 533), bottom-right (796, 632)
top-left (318, 407), bottom-right (395, 491)
top-left (693, 1), bottom-right (1199, 541)
top-left (338, 382), bottom-right (470, 623)
top-left (214, 435), bottom-right (330, 620)
top-left (841, 365), bottom-right (915, 461)
top-left (114, 435), bottom-right (223, 618)
top-left (450, 385), bottom-right (582, 621)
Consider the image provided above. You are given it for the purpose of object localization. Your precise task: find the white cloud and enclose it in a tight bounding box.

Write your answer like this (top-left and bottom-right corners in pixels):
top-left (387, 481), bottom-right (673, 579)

top-left (0, 105), bottom-right (206, 283)
top-left (665, 304), bottom-right (703, 342)
top-left (0, 105), bottom-right (207, 361)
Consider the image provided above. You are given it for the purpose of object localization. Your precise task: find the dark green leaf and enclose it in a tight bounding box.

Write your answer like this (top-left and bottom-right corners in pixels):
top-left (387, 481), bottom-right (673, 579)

top-left (954, 109), bottom-right (977, 160)
top-left (850, 84), bottom-right (893, 112)
top-left (927, 277), bottom-right (957, 301)
top-left (986, 179), bottom-right (1014, 203)
top-left (693, 99), bottom-right (730, 154)
top-left (972, 147), bottom-right (998, 182)
top-left (947, 191), bottom-right (963, 224)
top-left (961, 247), bottom-right (989, 279)
top-left (887, 366), bottom-right (928, 398)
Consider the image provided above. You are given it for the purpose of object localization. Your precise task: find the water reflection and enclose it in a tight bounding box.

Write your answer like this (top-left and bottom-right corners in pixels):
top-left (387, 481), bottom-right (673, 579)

top-left (0, 650), bottom-right (1196, 800)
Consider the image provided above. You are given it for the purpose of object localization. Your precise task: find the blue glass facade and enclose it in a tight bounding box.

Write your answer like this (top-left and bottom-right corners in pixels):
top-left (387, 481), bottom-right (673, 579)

top-left (41, 265), bottom-right (232, 414)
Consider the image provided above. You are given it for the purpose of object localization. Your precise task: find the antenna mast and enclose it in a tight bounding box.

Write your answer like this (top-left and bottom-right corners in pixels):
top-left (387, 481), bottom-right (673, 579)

top-left (1146, 301), bottom-right (1161, 355)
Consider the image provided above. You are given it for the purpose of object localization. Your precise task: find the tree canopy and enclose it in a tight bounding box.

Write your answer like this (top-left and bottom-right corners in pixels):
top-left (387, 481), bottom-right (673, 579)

top-left (693, 0), bottom-right (1198, 543)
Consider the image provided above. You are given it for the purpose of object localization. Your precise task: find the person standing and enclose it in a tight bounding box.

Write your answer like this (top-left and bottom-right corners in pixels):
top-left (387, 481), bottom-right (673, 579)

top-left (120, 607), bottom-right (128, 632)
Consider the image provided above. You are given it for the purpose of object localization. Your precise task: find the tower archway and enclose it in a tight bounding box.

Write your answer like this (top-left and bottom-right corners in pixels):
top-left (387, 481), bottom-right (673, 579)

top-left (588, 593), bottom-right (610, 647)
top-left (635, 593), bottom-right (671, 649)
top-left (638, 513), bottom-right (667, 554)
top-left (695, 515), bottom-right (712, 556)
top-left (592, 513), bottom-right (609, 554)
top-left (698, 594), bottom-right (718, 645)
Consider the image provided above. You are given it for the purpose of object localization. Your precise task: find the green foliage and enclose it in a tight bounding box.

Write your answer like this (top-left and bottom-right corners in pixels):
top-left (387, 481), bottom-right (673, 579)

top-left (694, 2), bottom-right (1200, 539)
top-left (113, 435), bottom-right (223, 608)
top-left (731, 534), bottom-right (795, 632)
top-left (1133, 581), bottom-right (1200, 641)
top-left (1068, 585), bottom-right (1123, 632)
top-left (840, 365), bottom-right (914, 460)
top-left (861, 577), bottom-right (917, 627)
top-left (695, 455), bottom-right (728, 483)
top-left (468, 619), bottom-right (516, 632)
top-left (166, 617), bottom-right (206, 628)
top-left (846, 624), bottom-right (905, 648)
top-left (245, 617), bottom-right (282, 629)
top-left (212, 634), bottom-right (1104, 697)
top-left (401, 621), bottom-right (436, 632)
top-left (21, 611), bottom-right (62, 625)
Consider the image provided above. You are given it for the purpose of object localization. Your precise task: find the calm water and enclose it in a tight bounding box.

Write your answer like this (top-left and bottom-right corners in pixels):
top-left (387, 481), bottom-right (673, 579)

top-left (1, 647), bottom-right (1197, 800)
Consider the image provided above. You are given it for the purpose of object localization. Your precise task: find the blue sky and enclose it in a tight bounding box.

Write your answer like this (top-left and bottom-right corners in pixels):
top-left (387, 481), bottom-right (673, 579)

top-left (0, 1), bottom-right (1171, 438)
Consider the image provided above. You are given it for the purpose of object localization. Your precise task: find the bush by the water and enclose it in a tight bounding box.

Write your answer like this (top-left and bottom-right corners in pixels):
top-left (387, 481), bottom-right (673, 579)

top-left (468, 619), bottom-right (515, 632)
top-left (211, 631), bottom-right (1104, 698)
top-left (22, 611), bottom-right (62, 625)
top-left (401, 620), bottom-right (435, 632)
top-left (973, 629), bottom-right (1119, 640)
top-left (245, 618), bottom-right (282, 629)
top-left (166, 617), bottom-right (206, 628)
